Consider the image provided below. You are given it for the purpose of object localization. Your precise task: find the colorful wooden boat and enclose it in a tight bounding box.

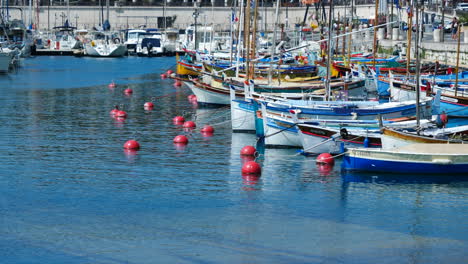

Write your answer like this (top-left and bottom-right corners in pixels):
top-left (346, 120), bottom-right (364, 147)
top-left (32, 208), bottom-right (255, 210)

top-left (343, 144), bottom-right (468, 174)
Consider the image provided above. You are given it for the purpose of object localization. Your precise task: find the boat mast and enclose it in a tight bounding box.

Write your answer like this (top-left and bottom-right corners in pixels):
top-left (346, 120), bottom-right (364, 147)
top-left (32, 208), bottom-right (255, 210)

top-left (325, 0), bottom-right (334, 101)
top-left (346, 0), bottom-right (352, 67)
top-left (405, 2), bottom-right (413, 77)
top-left (244, 0), bottom-right (252, 81)
top-left (372, 0), bottom-right (379, 68)
top-left (455, 22), bottom-right (461, 97)
top-left (249, 0), bottom-right (259, 80)
top-left (235, 0), bottom-right (244, 78)
top-left (414, 0), bottom-right (420, 129)
top-left (268, 0), bottom-right (281, 84)
top-left (67, 0), bottom-right (70, 26)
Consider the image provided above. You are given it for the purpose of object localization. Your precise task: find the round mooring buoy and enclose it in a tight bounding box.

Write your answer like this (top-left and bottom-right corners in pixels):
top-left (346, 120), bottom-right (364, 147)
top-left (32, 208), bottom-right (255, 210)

top-left (115, 110), bottom-right (127, 118)
top-left (187, 94), bottom-right (197, 102)
top-left (144, 102), bottom-right (154, 110)
top-left (167, 70), bottom-right (173, 75)
top-left (124, 88), bottom-right (133, 94)
top-left (172, 116), bottom-right (185, 124)
top-left (174, 80), bottom-right (182, 87)
top-left (173, 135), bottom-right (188, 144)
top-left (240, 145), bottom-right (256, 156)
top-left (183, 121), bottom-right (196, 128)
top-left (200, 125), bottom-right (214, 134)
top-left (110, 105), bottom-right (120, 116)
top-left (123, 140), bottom-right (140, 150)
top-left (241, 161), bottom-right (261, 175)
top-left (108, 81), bottom-right (116, 88)
top-left (160, 73), bottom-right (167, 79)
top-left (316, 153), bottom-right (334, 165)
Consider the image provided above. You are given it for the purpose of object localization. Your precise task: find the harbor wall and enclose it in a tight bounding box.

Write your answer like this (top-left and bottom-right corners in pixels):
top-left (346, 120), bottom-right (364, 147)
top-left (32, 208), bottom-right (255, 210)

top-left (7, 5), bottom-right (386, 31)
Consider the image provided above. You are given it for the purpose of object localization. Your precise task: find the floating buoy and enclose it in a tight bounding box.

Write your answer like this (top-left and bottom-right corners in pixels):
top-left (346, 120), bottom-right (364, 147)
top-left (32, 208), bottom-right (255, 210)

top-left (167, 70), bottom-right (173, 75)
top-left (187, 94), bottom-right (197, 102)
top-left (123, 140), bottom-right (140, 150)
top-left (108, 82), bottom-right (116, 88)
top-left (110, 105), bottom-right (119, 116)
top-left (124, 88), bottom-right (133, 94)
top-left (160, 73), bottom-right (167, 79)
top-left (144, 102), bottom-right (154, 110)
top-left (240, 145), bottom-right (256, 156)
top-left (182, 121), bottom-right (196, 128)
top-left (115, 110), bottom-right (127, 118)
top-left (172, 116), bottom-right (185, 124)
top-left (200, 125), bottom-right (214, 134)
top-left (241, 161), bottom-right (261, 175)
top-left (316, 153), bottom-right (334, 165)
top-left (174, 80), bottom-right (182, 87)
top-left (173, 135), bottom-right (188, 144)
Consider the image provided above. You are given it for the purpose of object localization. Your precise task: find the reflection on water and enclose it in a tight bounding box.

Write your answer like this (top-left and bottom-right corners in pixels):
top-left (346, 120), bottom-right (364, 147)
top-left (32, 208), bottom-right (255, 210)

top-left (342, 170), bottom-right (468, 184)
top-left (0, 57), bottom-right (467, 263)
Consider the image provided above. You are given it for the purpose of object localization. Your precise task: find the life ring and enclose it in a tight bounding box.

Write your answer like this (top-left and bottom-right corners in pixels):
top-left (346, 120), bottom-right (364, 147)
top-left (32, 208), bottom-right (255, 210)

top-left (113, 38), bottom-right (120, 44)
top-left (340, 128), bottom-right (349, 139)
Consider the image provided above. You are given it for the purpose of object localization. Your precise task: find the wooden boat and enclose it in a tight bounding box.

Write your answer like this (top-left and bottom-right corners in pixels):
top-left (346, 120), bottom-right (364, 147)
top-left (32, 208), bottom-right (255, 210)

top-left (381, 126), bottom-right (468, 149)
top-left (297, 123), bottom-right (382, 154)
top-left (343, 143), bottom-right (468, 174)
top-left (259, 98), bottom-right (433, 148)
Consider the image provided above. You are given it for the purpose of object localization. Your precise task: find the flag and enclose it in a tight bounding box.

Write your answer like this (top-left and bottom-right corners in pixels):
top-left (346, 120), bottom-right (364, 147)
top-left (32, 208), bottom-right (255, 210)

top-left (394, 0), bottom-right (400, 9)
top-left (231, 10), bottom-right (238, 22)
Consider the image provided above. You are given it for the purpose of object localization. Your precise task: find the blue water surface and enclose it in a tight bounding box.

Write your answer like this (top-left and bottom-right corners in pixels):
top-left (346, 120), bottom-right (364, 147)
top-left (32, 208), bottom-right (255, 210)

top-left (0, 56), bottom-right (467, 264)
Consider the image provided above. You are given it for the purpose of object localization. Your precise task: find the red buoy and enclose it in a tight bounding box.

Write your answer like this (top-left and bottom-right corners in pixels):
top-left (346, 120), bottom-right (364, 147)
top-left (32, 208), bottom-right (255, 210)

top-left (187, 94), bottom-right (197, 102)
top-left (240, 145), bottom-right (256, 156)
top-left (167, 70), bottom-right (173, 75)
top-left (316, 153), bottom-right (335, 165)
top-left (174, 80), bottom-right (182, 87)
top-left (124, 88), bottom-right (133, 94)
top-left (123, 140), bottom-right (140, 150)
top-left (183, 121), bottom-right (196, 128)
top-left (173, 135), bottom-right (189, 144)
top-left (200, 125), bottom-right (214, 134)
top-left (110, 105), bottom-right (119, 116)
top-left (241, 161), bottom-right (261, 175)
top-left (108, 81), bottom-right (116, 88)
top-left (116, 110), bottom-right (127, 118)
top-left (144, 102), bottom-right (154, 110)
top-left (173, 116), bottom-right (185, 124)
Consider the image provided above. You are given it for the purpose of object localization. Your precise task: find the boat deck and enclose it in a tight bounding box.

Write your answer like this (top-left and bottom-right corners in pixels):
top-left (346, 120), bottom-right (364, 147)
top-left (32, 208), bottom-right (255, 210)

top-left (396, 143), bottom-right (468, 155)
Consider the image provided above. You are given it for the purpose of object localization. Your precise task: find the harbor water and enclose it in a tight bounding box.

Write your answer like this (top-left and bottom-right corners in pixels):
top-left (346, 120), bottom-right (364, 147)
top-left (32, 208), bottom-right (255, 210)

top-left (1, 56), bottom-right (467, 263)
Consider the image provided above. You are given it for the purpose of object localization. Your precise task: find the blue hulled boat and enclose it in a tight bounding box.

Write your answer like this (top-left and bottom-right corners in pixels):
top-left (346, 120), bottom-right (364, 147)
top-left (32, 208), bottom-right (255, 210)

top-left (342, 144), bottom-right (468, 174)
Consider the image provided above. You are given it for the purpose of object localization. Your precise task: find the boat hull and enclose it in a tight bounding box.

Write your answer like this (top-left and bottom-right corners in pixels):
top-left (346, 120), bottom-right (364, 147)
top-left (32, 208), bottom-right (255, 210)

top-left (343, 146), bottom-right (468, 174)
top-left (231, 99), bottom-right (256, 132)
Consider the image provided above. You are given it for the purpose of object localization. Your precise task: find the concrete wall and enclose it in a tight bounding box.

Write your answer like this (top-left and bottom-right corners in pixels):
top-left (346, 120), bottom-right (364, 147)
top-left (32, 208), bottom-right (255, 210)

top-left (7, 4), bottom-right (382, 31)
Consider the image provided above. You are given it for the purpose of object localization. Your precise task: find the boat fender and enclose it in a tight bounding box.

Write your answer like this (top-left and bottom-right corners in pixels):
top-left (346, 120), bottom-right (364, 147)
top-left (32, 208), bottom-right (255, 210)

top-left (113, 38), bottom-right (120, 44)
top-left (340, 128), bottom-right (349, 139)
top-left (363, 137), bottom-right (370, 148)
